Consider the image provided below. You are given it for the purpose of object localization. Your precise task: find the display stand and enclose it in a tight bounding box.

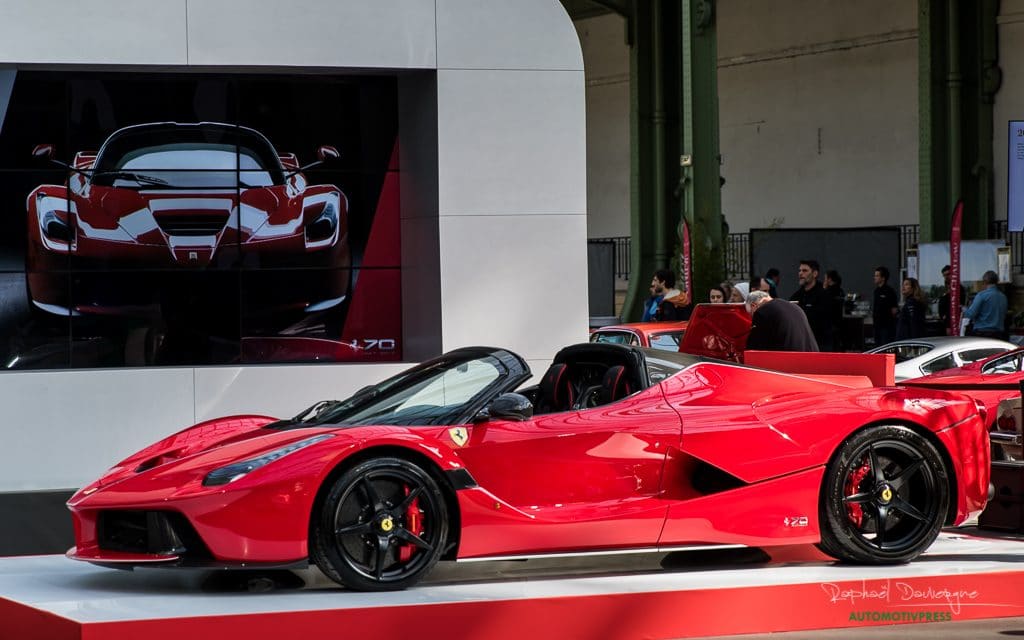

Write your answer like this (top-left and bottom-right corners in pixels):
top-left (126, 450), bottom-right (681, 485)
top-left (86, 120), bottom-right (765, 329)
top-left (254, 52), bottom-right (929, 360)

top-left (3, 531), bottom-right (1024, 640)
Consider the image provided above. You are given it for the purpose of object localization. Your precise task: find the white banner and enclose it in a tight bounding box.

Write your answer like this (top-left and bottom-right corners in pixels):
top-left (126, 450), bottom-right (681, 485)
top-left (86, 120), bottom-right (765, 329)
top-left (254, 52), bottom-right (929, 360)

top-left (1009, 120), bottom-right (1024, 231)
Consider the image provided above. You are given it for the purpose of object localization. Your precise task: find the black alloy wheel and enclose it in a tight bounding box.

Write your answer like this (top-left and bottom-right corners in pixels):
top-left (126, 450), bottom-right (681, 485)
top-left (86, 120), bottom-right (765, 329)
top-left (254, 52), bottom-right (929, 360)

top-left (819, 425), bottom-right (948, 564)
top-left (311, 457), bottom-right (448, 591)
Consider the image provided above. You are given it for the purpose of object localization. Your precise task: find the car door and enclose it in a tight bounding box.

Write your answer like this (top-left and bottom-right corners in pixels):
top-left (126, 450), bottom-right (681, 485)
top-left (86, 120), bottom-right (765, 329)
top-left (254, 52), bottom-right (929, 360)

top-left (455, 382), bottom-right (678, 552)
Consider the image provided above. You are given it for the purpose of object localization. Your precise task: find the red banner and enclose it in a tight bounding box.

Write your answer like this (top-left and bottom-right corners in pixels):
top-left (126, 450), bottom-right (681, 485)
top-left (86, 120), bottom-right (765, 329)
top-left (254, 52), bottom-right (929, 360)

top-left (682, 219), bottom-right (692, 300)
top-left (950, 200), bottom-right (963, 335)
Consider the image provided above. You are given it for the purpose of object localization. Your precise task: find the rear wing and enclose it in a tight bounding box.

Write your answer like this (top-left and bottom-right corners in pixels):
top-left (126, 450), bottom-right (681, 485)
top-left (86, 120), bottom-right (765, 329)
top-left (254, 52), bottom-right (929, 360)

top-left (745, 351), bottom-right (895, 387)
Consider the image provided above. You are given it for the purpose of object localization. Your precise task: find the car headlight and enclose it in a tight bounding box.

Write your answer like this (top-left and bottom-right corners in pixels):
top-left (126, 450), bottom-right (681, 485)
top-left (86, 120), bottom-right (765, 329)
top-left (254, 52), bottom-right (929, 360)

top-left (202, 433), bottom-right (334, 486)
top-left (304, 201), bottom-right (338, 246)
top-left (41, 210), bottom-right (73, 243)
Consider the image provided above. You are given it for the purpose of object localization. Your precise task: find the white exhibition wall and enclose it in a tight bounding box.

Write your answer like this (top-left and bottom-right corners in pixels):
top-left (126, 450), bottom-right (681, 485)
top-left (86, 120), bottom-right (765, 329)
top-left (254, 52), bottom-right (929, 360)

top-left (0, 0), bottom-right (587, 491)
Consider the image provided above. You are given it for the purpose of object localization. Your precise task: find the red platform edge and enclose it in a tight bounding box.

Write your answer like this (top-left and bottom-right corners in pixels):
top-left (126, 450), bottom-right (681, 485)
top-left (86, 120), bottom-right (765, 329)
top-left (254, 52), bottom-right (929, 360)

top-left (5, 571), bottom-right (1024, 640)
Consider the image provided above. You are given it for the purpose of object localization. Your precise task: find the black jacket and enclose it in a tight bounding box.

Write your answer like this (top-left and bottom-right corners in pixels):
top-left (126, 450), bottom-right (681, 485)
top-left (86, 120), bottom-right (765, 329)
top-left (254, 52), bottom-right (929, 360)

top-left (747, 299), bottom-right (820, 352)
top-left (789, 282), bottom-right (830, 348)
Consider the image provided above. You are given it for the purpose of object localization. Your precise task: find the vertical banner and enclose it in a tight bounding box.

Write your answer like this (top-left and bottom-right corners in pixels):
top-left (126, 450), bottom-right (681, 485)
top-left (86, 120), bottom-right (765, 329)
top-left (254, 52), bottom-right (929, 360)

top-left (1010, 121), bottom-right (1024, 231)
top-left (681, 219), bottom-right (693, 298)
top-left (950, 200), bottom-right (964, 335)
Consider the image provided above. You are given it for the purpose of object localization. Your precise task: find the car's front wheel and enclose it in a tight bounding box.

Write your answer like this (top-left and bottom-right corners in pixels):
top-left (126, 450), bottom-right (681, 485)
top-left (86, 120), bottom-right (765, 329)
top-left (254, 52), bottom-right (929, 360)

top-left (311, 456), bottom-right (448, 591)
top-left (819, 425), bottom-right (948, 564)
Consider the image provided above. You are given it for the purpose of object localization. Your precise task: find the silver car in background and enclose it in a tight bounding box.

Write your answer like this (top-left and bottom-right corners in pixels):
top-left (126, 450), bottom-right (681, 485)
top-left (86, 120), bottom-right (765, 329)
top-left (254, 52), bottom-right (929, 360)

top-left (867, 336), bottom-right (1016, 381)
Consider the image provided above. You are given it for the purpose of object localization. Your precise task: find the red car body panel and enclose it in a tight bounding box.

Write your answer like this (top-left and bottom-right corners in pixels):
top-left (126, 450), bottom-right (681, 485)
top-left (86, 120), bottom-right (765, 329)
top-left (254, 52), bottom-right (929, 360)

top-left (67, 347), bottom-right (991, 568)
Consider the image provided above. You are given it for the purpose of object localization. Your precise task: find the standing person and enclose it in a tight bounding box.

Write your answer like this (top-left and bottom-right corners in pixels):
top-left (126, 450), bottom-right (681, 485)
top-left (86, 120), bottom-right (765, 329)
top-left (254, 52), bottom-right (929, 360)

top-left (938, 264), bottom-right (966, 334)
top-left (641, 277), bottom-right (665, 322)
top-left (764, 267), bottom-right (781, 298)
top-left (652, 269), bottom-right (692, 321)
top-left (720, 281), bottom-right (737, 303)
top-left (872, 266), bottom-right (899, 347)
top-left (709, 286), bottom-right (726, 303)
top-left (731, 281), bottom-right (751, 303)
top-left (824, 269), bottom-right (846, 350)
top-left (789, 259), bottom-right (831, 350)
top-left (963, 270), bottom-right (1009, 339)
top-left (745, 291), bottom-right (819, 352)
top-left (749, 275), bottom-right (770, 293)
top-left (896, 277), bottom-right (927, 340)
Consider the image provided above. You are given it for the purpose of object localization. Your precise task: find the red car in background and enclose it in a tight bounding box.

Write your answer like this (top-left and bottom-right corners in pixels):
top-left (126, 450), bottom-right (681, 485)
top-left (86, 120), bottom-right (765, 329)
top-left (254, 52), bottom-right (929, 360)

top-left (590, 321), bottom-right (687, 351)
top-left (902, 348), bottom-right (1024, 458)
top-left (27, 122), bottom-right (350, 319)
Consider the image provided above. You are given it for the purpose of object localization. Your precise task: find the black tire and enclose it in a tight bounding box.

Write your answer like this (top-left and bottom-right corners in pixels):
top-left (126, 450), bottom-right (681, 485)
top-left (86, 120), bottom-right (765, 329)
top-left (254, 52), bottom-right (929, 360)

top-left (819, 425), bottom-right (948, 564)
top-left (311, 457), bottom-right (448, 591)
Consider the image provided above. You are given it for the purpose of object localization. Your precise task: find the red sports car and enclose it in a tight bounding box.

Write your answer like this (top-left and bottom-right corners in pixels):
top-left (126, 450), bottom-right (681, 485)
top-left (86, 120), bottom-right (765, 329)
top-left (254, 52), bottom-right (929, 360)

top-left (67, 343), bottom-right (991, 591)
top-left (902, 348), bottom-right (1024, 458)
top-left (28, 122), bottom-right (349, 318)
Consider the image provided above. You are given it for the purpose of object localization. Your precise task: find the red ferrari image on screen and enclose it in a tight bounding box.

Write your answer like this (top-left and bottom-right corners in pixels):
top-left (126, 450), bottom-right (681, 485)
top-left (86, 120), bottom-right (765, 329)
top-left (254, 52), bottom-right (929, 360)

top-left (26, 122), bottom-right (350, 318)
top-left (67, 343), bottom-right (991, 591)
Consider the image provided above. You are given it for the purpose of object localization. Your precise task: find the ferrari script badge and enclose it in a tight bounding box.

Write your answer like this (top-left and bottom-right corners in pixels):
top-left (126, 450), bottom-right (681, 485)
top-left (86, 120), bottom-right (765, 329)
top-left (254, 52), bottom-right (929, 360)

top-left (380, 517), bottom-right (394, 532)
top-left (449, 427), bottom-right (469, 447)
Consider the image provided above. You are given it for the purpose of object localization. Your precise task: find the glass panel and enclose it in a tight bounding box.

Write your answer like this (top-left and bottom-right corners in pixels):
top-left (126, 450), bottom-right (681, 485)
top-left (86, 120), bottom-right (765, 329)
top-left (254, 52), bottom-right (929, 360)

top-left (649, 332), bottom-right (683, 351)
top-left (920, 352), bottom-right (957, 375)
top-left (958, 348), bottom-right (1010, 364)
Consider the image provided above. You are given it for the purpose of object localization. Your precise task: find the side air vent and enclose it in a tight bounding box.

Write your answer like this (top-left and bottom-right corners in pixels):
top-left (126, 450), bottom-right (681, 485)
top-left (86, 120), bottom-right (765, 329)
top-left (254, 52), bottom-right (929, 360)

top-left (692, 460), bottom-right (746, 496)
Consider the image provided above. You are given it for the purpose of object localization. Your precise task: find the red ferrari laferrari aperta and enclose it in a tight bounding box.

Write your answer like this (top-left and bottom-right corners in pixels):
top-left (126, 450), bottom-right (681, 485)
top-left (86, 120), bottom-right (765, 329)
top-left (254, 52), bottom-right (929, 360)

top-left (28, 122), bottom-right (349, 318)
top-left (67, 344), bottom-right (991, 591)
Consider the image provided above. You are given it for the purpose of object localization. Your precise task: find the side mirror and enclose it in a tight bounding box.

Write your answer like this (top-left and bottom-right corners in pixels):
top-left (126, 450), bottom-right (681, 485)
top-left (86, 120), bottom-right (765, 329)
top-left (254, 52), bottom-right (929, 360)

top-left (31, 144), bottom-right (55, 160)
top-left (317, 145), bottom-right (340, 161)
top-left (480, 392), bottom-right (533, 422)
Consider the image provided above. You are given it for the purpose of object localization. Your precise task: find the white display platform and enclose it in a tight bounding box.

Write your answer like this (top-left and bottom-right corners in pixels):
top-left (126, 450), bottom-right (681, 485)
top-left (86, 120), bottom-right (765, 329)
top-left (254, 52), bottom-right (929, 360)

top-left (3, 530), bottom-right (1024, 640)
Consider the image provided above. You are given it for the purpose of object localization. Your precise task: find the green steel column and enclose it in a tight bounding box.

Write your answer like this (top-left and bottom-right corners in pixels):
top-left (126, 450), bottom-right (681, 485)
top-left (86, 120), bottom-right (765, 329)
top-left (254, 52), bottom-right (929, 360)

top-left (973, 0), bottom-right (1001, 238)
top-left (622, 0), bottom-right (722, 320)
top-left (919, 0), bottom-right (949, 243)
top-left (623, 1), bottom-right (682, 320)
top-left (947, 0), bottom-right (964, 225)
top-left (919, 0), bottom-right (999, 241)
top-left (679, 0), bottom-right (723, 303)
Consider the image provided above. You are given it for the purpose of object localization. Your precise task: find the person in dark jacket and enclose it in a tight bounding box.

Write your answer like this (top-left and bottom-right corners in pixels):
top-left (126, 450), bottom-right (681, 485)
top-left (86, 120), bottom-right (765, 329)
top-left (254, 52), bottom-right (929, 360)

top-left (895, 277), bottom-right (927, 340)
top-left (872, 265), bottom-right (899, 347)
top-left (764, 267), bottom-right (780, 298)
top-left (651, 269), bottom-right (692, 321)
top-left (746, 291), bottom-right (819, 352)
top-left (789, 259), bottom-right (831, 349)
top-left (937, 264), bottom-right (965, 334)
top-left (824, 269), bottom-right (846, 351)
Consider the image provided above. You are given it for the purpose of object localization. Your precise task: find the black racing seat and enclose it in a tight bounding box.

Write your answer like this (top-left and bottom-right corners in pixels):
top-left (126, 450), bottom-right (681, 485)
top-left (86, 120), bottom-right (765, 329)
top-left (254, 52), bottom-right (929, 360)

top-left (599, 365), bottom-right (634, 405)
top-left (535, 363), bottom-right (575, 413)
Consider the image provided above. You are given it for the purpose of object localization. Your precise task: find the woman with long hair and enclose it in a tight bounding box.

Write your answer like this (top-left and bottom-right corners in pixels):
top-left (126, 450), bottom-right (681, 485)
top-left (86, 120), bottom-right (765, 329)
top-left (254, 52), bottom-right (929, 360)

top-left (896, 277), bottom-right (927, 339)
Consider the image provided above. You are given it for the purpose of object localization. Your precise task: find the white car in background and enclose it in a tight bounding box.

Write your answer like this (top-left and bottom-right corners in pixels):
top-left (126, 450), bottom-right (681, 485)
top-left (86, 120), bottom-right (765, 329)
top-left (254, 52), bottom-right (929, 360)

top-left (867, 336), bottom-right (1016, 382)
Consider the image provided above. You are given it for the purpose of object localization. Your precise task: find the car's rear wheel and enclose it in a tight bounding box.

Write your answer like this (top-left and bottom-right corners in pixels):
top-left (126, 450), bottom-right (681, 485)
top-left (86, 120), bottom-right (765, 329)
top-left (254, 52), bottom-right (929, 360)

top-left (819, 425), bottom-right (948, 564)
top-left (311, 457), bottom-right (448, 591)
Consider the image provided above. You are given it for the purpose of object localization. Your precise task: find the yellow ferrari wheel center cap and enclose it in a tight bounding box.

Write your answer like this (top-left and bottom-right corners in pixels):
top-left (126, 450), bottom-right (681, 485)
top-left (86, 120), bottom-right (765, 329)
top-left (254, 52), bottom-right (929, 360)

top-left (380, 517), bottom-right (394, 532)
top-left (879, 486), bottom-right (893, 503)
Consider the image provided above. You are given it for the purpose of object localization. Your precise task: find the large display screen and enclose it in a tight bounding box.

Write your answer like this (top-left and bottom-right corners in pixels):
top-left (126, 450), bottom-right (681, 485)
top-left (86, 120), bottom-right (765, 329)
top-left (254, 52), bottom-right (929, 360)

top-left (0, 71), bottom-right (401, 369)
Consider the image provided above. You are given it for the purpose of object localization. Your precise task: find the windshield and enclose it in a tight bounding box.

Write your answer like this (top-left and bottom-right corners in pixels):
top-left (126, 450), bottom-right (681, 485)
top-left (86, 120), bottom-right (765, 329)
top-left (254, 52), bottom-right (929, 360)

top-left (91, 124), bottom-right (285, 189)
top-left (640, 348), bottom-right (711, 382)
top-left (297, 348), bottom-right (530, 426)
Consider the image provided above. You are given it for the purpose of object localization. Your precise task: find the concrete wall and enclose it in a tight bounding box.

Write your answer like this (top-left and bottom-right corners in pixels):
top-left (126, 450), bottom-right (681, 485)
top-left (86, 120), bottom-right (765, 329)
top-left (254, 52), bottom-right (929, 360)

top-left (0, 0), bottom-right (587, 492)
top-left (578, 1), bottom-right (921, 236)
top-left (996, 1), bottom-right (1024, 224)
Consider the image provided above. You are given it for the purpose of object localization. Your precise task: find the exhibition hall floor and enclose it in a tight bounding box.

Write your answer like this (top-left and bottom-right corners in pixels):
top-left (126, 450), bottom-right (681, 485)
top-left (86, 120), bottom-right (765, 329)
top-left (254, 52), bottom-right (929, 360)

top-left (3, 528), bottom-right (1024, 640)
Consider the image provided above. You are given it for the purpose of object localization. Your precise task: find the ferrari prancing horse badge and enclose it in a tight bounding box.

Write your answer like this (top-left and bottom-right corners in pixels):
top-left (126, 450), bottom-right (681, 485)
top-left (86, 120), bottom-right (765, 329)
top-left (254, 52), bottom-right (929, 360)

top-left (448, 427), bottom-right (469, 447)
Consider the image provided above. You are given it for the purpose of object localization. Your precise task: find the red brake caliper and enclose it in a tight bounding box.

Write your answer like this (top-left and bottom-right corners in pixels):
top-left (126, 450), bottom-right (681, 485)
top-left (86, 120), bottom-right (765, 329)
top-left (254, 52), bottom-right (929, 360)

top-left (845, 459), bottom-right (871, 528)
top-left (398, 487), bottom-right (423, 562)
